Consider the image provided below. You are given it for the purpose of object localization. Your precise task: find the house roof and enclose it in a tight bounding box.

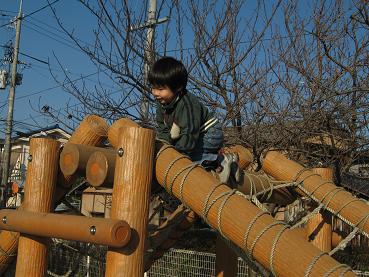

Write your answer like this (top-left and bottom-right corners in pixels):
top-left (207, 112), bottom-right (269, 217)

top-left (0, 124), bottom-right (71, 145)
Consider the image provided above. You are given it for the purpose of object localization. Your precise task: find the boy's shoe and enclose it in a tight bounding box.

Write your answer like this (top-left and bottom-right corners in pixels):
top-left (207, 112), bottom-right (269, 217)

top-left (217, 152), bottom-right (241, 185)
top-left (217, 153), bottom-right (232, 183)
top-left (230, 152), bottom-right (241, 183)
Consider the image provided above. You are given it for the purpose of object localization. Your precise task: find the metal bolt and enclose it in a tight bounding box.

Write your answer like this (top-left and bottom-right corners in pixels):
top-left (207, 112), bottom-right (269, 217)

top-left (27, 155), bottom-right (32, 162)
top-left (117, 148), bottom-right (124, 157)
top-left (2, 216), bottom-right (7, 224)
top-left (90, 226), bottom-right (96, 235)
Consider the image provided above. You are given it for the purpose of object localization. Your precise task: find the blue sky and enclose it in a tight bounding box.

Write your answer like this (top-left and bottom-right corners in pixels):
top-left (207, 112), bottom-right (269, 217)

top-left (0, 1), bottom-right (102, 135)
top-left (1, 0), bottom-right (360, 137)
top-left (0, 0), bottom-right (291, 136)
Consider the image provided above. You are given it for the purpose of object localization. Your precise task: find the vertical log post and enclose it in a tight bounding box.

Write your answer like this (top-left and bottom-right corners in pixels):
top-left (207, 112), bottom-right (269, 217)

top-left (215, 236), bottom-right (238, 277)
top-left (0, 115), bottom-right (109, 276)
top-left (107, 118), bottom-right (139, 149)
top-left (15, 138), bottom-right (60, 277)
top-left (105, 126), bottom-right (155, 277)
top-left (306, 168), bottom-right (333, 252)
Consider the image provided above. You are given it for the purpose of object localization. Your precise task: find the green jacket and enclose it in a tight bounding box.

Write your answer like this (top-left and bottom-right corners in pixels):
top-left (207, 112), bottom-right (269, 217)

top-left (156, 90), bottom-right (213, 155)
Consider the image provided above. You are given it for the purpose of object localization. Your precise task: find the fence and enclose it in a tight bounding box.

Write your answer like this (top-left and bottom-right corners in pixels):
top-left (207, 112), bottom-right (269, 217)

top-left (44, 240), bottom-right (259, 277)
top-left (4, 239), bottom-right (368, 277)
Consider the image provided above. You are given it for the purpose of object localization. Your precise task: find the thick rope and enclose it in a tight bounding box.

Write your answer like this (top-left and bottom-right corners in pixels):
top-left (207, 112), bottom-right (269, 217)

top-left (243, 211), bottom-right (269, 259)
top-left (305, 252), bottom-right (326, 277)
top-left (297, 182), bottom-right (369, 238)
top-left (290, 167), bottom-right (369, 239)
top-left (329, 213), bottom-right (369, 256)
top-left (322, 264), bottom-right (351, 277)
top-left (249, 221), bottom-right (284, 258)
top-left (270, 225), bottom-right (289, 277)
top-left (217, 189), bottom-right (237, 237)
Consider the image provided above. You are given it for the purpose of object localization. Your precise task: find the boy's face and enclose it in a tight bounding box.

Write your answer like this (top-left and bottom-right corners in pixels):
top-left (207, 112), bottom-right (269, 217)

top-left (151, 86), bottom-right (176, 104)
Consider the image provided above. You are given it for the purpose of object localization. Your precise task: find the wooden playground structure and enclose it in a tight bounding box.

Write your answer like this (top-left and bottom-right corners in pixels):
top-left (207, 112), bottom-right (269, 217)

top-left (0, 114), bottom-right (368, 276)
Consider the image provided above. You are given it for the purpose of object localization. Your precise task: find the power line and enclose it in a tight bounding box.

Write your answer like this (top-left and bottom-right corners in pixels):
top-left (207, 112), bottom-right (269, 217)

top-left (0, 70), bottom-right (101, 104)
top-left (0, 44), bottom-right (48, 65)
top-left (0, 0), bottom-right (61, 28)
top-left (22, 22), bottom-right (84, 54)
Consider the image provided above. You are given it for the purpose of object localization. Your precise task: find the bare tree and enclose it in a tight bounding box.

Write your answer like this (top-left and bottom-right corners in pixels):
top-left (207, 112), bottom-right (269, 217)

top-left (44, 0), bottom-right (282, 132)
top-left (269, 0), bottom-right (369, 179)
top-left (42, 0), bottom-right (368, 178)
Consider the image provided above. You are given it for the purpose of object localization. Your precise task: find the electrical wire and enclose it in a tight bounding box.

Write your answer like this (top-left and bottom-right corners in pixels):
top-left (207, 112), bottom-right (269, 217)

top-left (0, 0), bottom-right (61, 29)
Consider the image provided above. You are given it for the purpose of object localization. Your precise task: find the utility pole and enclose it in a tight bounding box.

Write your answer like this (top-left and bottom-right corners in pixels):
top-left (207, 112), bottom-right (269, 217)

top-left (133, 0), bottom-right (168, 124)
top-left (1, 0), bottom-right (23, 208)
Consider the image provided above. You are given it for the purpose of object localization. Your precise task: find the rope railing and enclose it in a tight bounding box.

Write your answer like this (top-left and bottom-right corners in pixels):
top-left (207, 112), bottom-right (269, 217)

top-left (155, 145), bottom-right (356, 277)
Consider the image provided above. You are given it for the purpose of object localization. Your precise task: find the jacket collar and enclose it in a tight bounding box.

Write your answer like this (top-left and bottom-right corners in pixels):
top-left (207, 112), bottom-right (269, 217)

top-left (161, 89), bottom-right (186, 111)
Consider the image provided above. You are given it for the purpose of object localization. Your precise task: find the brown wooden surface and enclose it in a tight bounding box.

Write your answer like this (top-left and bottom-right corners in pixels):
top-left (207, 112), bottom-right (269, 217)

top-left (69, 114), bottom-right (109, 146)
top-left (59, 143), bottom-right (111, 176)
top-left (155, 146), bottom-right (356, 277)
top-left (0, 210), bottom-right (130, 247)
top-left (332, 231), bottom-right (343, 248)
top-left (15, 138), bottom-right (60, 277)
top-left (58, 114), bottom-right (109, 188)
top-left (239, 171), bottom-right (296, 205)
top-left (262, 151), bottom-right (369, 237)
top-left (215, 235), bottom-right (238, 277)
top-left (86, 149), bottom-right (116, 187)
top-left (306, 168), bottom-right (333, 252)
top-left (105, 126), bottom-right (155, 277)
top-left (107, 118), bottom-right (139, 148)
top-left (0, 115), bottom-right (110, 275)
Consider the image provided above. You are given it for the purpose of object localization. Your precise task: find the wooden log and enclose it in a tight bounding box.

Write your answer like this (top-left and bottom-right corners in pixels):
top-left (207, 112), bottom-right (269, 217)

top-left (15, 138), bottom-right (60, 277)
top-left (155, 146), bottom-right (356, 277)
top-left (107, 118), bottom-right (139, 148)
top-left (59, 143), bottom-right (110, 176)
top-left (69, 114), bottom-right (109, 146)
top-left (0, 210), bottom-right (130, 247)
top-left (0, 115), bottom-right (109, 275)
top-left (262, 151), bottom-right (369, 237)
top-left (86, 149), bottom-right (116, 187)
top-left (215, 178), bottom-right (238, 277)
top-left (105, 126), bottom-right (155, 277)
top-left (238, 171), bottom-right (296, 206)
top-left (306, 168), bottom-right (333, 252)
top-left (58, 114), bottom-right (109, 188)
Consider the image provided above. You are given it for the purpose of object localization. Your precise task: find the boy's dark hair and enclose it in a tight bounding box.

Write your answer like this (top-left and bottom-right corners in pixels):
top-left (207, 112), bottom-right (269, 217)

top-left (148, 56), bottom-right (188, 93)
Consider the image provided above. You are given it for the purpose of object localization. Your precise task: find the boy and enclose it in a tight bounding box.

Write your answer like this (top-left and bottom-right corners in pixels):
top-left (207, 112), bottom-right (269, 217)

top-left (148, 56), bottom-right (239, 183)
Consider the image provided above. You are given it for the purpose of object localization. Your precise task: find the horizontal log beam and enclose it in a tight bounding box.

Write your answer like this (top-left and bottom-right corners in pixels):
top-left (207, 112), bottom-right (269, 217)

top-left (155, 145), bottom-right (356, 277)
top-left (59, 143), bottom-right (113, 177)
top-left (86, 149), bottom-right (116, 187)
top-left (0, 209), bottom-right (131, 247)
top-left (262, 151), bottom-right (369, 237)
